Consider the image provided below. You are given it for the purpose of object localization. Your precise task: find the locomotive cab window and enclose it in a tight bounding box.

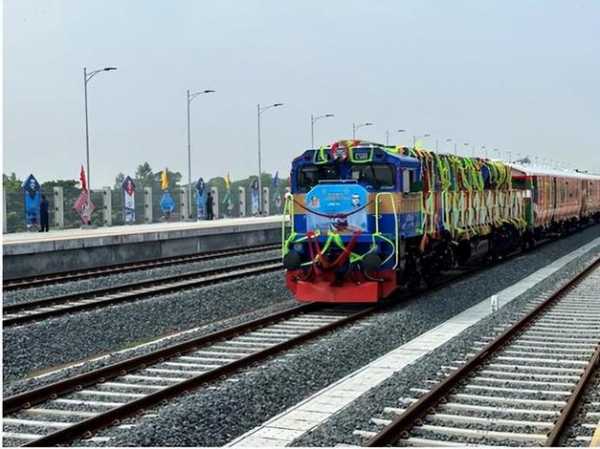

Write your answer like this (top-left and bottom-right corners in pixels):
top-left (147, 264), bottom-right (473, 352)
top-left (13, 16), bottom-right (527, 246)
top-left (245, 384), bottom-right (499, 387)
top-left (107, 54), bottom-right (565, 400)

top-left (351, 164), bottom-right (395, 189)
top-left (297, 165), bottom-right (340, 192)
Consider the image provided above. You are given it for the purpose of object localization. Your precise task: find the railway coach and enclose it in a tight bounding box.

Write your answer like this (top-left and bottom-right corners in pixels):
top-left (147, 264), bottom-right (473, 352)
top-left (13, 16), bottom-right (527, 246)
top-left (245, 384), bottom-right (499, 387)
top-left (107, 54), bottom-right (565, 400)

top-left (281, 139), bottom-right (600, 303)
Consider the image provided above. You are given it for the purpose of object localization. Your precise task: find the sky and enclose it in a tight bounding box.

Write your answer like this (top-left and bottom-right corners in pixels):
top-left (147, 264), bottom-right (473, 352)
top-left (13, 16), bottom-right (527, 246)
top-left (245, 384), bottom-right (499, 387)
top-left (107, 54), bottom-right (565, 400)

top-left (3, 0), bottom-right (600, 188)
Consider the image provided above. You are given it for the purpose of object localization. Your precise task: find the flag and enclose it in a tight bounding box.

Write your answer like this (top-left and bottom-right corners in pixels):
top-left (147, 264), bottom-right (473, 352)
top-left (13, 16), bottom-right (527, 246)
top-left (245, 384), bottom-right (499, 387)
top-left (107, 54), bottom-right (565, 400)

top-left (80, 165), bottom-right (87, 192)
top-left (223, 173), bottom-right (233, 213)
top-left (160, 168), bottom-right (169, 191)
top-left (272, 171), bottom-right (279, 187)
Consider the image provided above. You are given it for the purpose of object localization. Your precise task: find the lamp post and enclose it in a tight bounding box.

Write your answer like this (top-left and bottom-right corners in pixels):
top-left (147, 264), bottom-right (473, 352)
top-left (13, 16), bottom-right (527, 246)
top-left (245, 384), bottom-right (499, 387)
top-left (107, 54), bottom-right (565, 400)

top-left (385, 129), bottom-right (405, 146)
top-left (83, 66), bottom-right (117, 217)
top-left (352, 122), bottom-right (374, 139)
top-left (257, 103), bottom-right (284, 215)
top-left (310, 113), bottom-right (334, 148)
top-left (186, 89), bottom-right (215, 219)
top-left (445, 138), bottom-right (454, 154)
top-left (412, 133), bottom-right (431, 147)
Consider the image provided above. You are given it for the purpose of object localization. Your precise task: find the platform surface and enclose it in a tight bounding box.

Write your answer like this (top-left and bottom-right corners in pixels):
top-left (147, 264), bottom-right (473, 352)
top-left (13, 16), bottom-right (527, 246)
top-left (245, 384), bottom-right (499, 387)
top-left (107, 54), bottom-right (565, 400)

top-left (3, 216), bottom-right (282, 255)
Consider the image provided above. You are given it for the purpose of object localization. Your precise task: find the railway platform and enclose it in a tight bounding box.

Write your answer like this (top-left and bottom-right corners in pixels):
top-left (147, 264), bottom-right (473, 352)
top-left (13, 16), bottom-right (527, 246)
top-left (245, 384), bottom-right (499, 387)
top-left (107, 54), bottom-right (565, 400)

top-left (2, 216), bottom-right (282, 280)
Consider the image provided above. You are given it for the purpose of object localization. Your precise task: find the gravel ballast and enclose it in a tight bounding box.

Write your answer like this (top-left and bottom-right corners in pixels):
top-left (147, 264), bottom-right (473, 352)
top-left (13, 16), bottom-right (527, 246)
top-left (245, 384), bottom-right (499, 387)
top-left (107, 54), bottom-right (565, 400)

top-left (64, 227), bottom-right (600, 447)
top-left (3, 249), bottom-right (280, 306)
top-left (3, 270), bottom-right (294, 386)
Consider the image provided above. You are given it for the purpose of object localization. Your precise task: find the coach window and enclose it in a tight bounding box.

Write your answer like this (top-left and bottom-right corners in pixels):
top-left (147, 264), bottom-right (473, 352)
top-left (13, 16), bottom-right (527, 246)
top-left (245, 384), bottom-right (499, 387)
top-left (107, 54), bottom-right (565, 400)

top-left (297, 165), bottom-right (340, 192)
top-left (351, 164), bottom-right (395, 189)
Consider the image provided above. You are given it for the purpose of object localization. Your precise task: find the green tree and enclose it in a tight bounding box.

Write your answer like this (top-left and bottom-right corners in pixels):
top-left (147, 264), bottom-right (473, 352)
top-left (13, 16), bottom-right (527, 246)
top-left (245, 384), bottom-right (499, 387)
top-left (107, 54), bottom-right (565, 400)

top-left (135, 162), bottom-right (154, 187)
top-left (114, 172), bottom-right (125, 189)
top-left (3, 172), bottom-right (22, 192)
top-left (41, 179), bottom-right (78, 191)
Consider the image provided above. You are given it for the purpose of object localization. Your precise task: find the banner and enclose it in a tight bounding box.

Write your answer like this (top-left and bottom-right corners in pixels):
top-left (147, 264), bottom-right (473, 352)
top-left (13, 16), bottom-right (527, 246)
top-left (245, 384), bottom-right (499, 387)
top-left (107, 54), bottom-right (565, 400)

top-left (122, 176), bottom-right (136, 223)
top-left (73, 166), bottom-right (95, 224)
top-left (250, 178), bottom-right (259, 215)
top-left (73, 191), bottom-right (95, 224)
top-left (195, 177), bottom-right (206, 219)
top-left (305, 184), bottom-right (368, 233)
top-left (160, 192), bottom-right (175, 217)
top-left (23, 174), bottom-right (41, 229)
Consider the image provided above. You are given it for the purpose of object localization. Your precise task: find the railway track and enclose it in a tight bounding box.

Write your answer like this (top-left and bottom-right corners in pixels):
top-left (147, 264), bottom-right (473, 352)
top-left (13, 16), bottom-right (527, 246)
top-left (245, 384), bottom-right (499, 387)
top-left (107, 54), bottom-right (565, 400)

top-left (2, 303), bottom-right (377, 447)
top-left (3, 257), bottom-right (282, 327)
top-left (2, 243), bottom-right (279, 291)
top-left (354, 257), bottom-right (600, 447)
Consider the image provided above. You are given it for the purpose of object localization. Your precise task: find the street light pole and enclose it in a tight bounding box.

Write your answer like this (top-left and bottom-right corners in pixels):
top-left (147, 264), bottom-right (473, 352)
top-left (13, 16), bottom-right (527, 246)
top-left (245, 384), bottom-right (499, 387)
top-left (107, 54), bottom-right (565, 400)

top-left (83, 66), bottom-right (117, 222)
top-left (412, 133), bottom-right (431, 148)
top-left (352, 122), bottom-right (374, 139)
top-left (386, 129), bottom-right (406, 146)
top-left (257, 102), bottom-right (283, 215)
top-left (186, 89), bottom-right (215, 219)
top-left (311, 113), bottom-right (334, 148)
top-left (84, 68), bottom-right (90, 207)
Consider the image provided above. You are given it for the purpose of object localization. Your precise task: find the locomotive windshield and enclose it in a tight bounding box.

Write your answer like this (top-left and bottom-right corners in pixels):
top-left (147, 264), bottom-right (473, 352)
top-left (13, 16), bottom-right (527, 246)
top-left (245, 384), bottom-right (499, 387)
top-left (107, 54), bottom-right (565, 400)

top-left (297, 165), bottom-right (340, 192)
top-left (351, 164), bottom-right (395, 189)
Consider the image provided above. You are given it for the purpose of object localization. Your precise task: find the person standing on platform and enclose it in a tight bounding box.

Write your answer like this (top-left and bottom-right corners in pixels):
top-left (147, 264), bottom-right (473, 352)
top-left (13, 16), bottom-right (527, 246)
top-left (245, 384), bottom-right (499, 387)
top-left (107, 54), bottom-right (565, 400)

top-left (206, 191), bottom-right (214, 220)
top-left (39, 194), bottom-right (50, 232)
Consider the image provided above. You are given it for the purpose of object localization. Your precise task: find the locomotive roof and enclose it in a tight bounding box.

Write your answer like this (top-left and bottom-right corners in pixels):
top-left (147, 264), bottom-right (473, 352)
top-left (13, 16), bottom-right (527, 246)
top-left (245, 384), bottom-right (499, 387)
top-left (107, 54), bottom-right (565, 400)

top-left (508, 162), bottom-right (600, 181)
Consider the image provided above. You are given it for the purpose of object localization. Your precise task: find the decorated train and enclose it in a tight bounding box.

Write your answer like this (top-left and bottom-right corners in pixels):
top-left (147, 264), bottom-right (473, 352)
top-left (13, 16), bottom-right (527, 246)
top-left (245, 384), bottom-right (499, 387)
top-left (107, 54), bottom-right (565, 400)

top-left (281, 140), bottom-right (600, 303)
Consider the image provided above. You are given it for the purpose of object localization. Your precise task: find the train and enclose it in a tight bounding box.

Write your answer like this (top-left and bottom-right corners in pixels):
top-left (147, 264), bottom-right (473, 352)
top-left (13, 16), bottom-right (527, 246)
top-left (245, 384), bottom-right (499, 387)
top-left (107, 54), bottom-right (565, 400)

top-left (281, 139), bottom-right (600, 303)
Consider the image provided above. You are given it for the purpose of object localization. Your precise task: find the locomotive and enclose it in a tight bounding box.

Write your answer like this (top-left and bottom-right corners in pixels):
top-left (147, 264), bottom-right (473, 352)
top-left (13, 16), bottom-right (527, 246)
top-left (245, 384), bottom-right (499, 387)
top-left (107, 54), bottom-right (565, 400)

top-left (281, 139), bottom-right (600, 303)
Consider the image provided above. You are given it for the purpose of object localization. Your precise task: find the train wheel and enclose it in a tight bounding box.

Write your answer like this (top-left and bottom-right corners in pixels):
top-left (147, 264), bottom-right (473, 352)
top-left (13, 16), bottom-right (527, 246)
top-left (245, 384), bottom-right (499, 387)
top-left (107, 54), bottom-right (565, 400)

top-left (456, 240), bottom-right (471, 266)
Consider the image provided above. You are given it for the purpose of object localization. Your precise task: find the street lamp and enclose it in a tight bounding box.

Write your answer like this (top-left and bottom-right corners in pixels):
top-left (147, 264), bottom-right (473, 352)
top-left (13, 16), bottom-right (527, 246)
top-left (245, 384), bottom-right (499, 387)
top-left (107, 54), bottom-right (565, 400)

top-left (352, 122), bottom-right (374, 139)
top-left (311, 113), bottom-right (334, 148)
top-left (385, 129), bottom-right (405, 146)
top-left (412, 133), bottom-right (431, 147)
top-left (83, 66), bottom-right (117, 222)
top-left (445, 138), bottom-right (455, 154)
top-left (186, 89), bottom-right (215, 219)
top-left (257, 102), bottom-right (284, 215)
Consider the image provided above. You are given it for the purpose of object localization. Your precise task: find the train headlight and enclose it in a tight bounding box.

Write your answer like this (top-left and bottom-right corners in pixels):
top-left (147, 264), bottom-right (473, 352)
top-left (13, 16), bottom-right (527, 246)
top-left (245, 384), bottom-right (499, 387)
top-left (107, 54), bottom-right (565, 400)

top-left (362, 253), bottom-right (382, 272)
top-left (283, 251), bottom-right (302, 270)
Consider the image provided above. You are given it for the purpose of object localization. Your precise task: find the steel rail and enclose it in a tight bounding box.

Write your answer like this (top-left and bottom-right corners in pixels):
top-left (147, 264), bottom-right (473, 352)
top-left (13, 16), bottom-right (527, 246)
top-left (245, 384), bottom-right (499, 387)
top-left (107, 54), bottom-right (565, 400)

top-left (3, 303), bottom-right (378, 446)
top-left (3, 243), bottom-right (279, 291)
top-left (3, 258), bottom-right (282, 327)
top-left (546, 343), bottom-right (600, 446)
top-left (365, 256), bottom-right (600, 447)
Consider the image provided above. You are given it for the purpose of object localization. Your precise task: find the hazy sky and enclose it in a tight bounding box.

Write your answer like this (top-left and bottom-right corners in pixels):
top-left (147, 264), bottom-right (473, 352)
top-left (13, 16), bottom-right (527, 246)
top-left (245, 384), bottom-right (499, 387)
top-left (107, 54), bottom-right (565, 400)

top-left (4, 0), bottom-right (600, 188)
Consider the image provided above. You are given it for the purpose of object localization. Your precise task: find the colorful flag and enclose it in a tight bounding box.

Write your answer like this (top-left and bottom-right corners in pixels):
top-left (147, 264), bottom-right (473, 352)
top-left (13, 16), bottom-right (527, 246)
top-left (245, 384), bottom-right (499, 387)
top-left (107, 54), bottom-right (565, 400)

top-left (223, 173), bottom-right (233, 214)
top-left (80, 165), bottom-right (87, 192)
top-left (160, 168), bottom-right (169, 191)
